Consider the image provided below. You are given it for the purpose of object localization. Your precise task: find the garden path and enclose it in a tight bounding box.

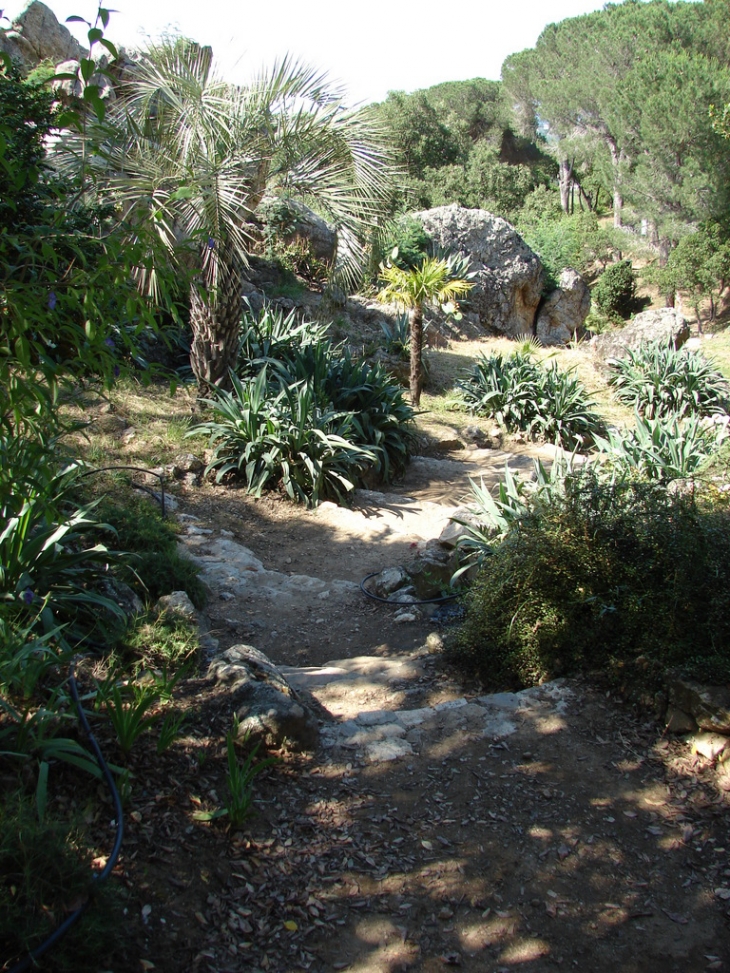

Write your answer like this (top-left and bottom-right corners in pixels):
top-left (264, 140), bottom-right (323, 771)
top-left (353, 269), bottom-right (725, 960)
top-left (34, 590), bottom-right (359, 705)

top-left (167, 444), bottom-right (730, 973)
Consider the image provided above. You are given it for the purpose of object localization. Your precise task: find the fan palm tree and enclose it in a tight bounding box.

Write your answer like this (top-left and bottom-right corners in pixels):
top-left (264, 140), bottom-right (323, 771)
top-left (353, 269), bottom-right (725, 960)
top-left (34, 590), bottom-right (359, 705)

top-left (76, 39), bottom-right (396, 391)
top-left (377, 256), bottom-right (473, 406)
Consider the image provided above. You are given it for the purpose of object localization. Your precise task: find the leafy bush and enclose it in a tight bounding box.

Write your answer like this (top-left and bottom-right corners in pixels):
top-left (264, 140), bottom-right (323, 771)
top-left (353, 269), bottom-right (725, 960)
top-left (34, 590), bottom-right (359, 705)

top-left (95, 493), bottom-right (206, 608)
top-left (592, 259), bottom-right (638, 319)
top-left (379, 215), bottom-right (431, 270)
top-left (608, 341), bottom-right (730, 419)
top-left (215, 305), bottom-right (415, 499)
top-left (452, 471), bottom-right (730, 690)
top-left (0, 792), bottom-right (121, 970)
top-left (457, 351), bottom-right (602, 449)
top-left (518, 211), bottom-right (616, 286)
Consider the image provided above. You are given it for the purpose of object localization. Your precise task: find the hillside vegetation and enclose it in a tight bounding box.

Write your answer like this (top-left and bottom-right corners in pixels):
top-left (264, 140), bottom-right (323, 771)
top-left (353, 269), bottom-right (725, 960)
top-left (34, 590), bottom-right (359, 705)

top-left (2, 1), bottom-right (730, 967)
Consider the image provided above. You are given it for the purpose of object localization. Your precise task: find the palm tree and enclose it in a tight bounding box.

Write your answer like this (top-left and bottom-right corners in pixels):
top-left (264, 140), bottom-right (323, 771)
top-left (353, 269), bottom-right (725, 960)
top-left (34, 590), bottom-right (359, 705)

top-left (77, 40), bottom-right (396, 392)
top-left (377, 256), bottom-right (472, 406)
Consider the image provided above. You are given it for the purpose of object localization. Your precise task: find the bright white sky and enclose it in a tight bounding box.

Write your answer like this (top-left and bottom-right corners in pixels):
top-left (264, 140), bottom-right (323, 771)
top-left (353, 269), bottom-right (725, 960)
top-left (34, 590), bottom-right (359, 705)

top-left (18, 0), bottom-right (611, 104)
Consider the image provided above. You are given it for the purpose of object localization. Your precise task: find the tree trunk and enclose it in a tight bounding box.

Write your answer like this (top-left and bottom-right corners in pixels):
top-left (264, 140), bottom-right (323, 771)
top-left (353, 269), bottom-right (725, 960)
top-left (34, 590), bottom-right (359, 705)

top-left (409, 304), bottom-right (424, 407)
top-left (558, 158), bottom-right (573, 215)
top-left (189, 256), bottom-right (243, 396)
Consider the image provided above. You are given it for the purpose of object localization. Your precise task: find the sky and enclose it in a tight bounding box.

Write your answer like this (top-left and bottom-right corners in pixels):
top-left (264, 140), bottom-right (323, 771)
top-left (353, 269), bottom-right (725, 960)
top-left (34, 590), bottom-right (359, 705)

top-left (14, 0), bottom-right (612, 104)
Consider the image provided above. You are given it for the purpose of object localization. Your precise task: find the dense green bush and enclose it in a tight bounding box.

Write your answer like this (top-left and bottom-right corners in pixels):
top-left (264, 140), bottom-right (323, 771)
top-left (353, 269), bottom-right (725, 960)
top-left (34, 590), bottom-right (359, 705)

top-left (518, 211), bottom-right (616, 286)
top-left (592, 259), bottom-right (638, 319)
top-left (457, 351), bottom-right (602, 449)
top-left (95, 493), bottom-right (206, 608)
top-left (608, 341), bottom-right (730, 419)
top-left (452, 471), bottom-right (730, 690)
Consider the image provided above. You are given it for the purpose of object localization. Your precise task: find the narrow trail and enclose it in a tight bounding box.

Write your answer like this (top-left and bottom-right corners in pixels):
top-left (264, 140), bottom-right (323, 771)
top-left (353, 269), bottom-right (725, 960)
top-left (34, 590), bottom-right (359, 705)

top-left (175, 444), bottom-right (730, 973)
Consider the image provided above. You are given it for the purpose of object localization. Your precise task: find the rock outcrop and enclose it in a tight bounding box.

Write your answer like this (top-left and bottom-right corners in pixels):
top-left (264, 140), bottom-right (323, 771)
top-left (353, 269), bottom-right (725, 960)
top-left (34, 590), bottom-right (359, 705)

top-left (209, 644), bottom-right (320, 751)
top-left (591, 307), bottom-right (690, 363)
top-left (414, 204), bottom-right (545, 338)
top-left (536, 268), bottom-right (591, 347)
top-left (0, 1), bottom-right (84, 69)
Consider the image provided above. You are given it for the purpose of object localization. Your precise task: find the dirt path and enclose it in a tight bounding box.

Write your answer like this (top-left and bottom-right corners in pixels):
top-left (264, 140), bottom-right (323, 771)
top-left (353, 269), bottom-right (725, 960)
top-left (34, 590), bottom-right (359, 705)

top-left (157, 445), bottom-right (730, 973)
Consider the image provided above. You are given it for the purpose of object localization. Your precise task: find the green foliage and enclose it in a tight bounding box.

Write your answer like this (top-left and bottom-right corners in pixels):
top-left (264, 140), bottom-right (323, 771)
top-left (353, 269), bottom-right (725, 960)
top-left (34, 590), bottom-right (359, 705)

top-left (206, 304), bottom-right (416, 497)
top-left (457, 351), bottom-right (602, 449)
top-left (380, 215), bottom-right (431, 270)
top-left (594, 413), bottom-right (723, 483)
top-left (377, 255), bottom-right (473, 406)
top-left (592, 260), bottom-right (638, 319)
top-left (452, 471), bottom-right (730, 690)
top-left (519, 211), bottom-right (616, 286)
top-left (96, 678), bottom-right (160, 757)
top-left (238, 303), bottom-right (330, 376)
top-left (94, 492), bottom-right (206, 608)
top-left (197, 370), bottom-right (375, 506)
top-left (650, 223), bottom-right (730, 328)
top-left (0, 454), bottom-right (125, 644)
top-left (0, 791), bottom-right (119, 969)
top-left (121, 610), bottom-right (200, 674)
top-left (192, 728), bottom-right (280, 827)
top-left (608, 341), bottom-right (730, 419)
top-left (380, 313), bottom-right (411, 359)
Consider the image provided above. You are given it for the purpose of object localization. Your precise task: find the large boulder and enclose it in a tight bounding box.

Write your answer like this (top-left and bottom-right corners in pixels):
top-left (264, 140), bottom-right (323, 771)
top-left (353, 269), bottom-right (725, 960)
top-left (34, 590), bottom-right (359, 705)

top-left (414, 204), bottom-right (545, 338)
top-left (258, 197), bottom-right (337, 266)
top-left (209, 644), bottom-right (320, 751)
top-left (536, 269), bottom-right (591, 347)
top-left (591, 307), bottom-right (690, 363)
top-left (0, 1), bottom-right (84, 69)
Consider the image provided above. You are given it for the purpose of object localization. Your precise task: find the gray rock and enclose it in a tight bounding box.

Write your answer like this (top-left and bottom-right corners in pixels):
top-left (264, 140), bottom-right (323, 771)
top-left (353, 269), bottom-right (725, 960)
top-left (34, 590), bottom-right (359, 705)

top-left (173, 453), bottom-right (205, 476)
top-left (536, 269), bottom-right (591, 347)
top-left (52, 57), bottom-right (115, 102)
top-left (667, 676), bottom-right (730, 734)
top-left (414, 204), bottom-right (545, 338)
top-left (155, 590), bottom-right (198, 620)
top-left (1, 1), bottom-right (84, 69)
top-left (369, 566), bottom-right (409, 597)
top-left (439, 506), bottom-right (485, 548)
top-left (664, 705), bottom-right (698, 735)
top-left (209, 644), bottom-right (319, 751)
top-left (591, 307), bottom-right (690, 363)
top-left (690, 732), bottom-right (728, 760)
top-left (258, 197), bottom-right (337, 265)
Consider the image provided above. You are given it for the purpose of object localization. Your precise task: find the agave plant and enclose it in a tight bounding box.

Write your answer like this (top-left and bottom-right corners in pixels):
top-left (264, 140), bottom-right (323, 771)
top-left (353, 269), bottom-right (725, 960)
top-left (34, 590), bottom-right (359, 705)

top-left (608, 341), bottom-right (730, 419)
top-left (594, 413), bottom-right (723, 482)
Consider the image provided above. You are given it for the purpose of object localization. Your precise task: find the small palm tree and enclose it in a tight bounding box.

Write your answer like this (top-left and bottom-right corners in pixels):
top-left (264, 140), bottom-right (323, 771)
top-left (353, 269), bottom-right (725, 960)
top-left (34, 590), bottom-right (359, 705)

top-left (377, 256), bottom-right (472, 406)
top-left (66, 40), bottom-right (396, 392)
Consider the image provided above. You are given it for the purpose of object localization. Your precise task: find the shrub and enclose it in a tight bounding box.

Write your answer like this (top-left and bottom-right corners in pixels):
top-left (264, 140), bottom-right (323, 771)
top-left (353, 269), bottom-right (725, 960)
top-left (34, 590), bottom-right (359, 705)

top-left (608, 341), bottom-right (730, 419)
top-left (592, 259), bottom-right (637, 319)
top-left (457, 351), bottom-right (602, 449)
top-left (451, 471), bottom-right (730, 691)
top-left (95, 493), bottom-right (206, 609)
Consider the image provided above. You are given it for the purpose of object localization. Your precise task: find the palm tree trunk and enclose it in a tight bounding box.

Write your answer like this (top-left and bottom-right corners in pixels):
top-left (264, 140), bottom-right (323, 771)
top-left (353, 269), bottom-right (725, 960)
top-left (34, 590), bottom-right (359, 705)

top-left (409, 304), bottom-right (424, 407)
top-left (189, 257), bottom-right (243, 396)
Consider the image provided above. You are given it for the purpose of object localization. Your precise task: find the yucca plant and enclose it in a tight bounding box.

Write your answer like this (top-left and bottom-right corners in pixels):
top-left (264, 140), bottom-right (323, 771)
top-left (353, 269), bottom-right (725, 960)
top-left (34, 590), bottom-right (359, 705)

top-left (457, 351), bottom-right (542, 429)
top-left (608, 341), bottom-right (730, 419)
top-left (237, 304), bottom-right (330, 377)
top-left (594, 413), bottom-right (723, 482)
top-left (532, 364), bottom-right (603, 449)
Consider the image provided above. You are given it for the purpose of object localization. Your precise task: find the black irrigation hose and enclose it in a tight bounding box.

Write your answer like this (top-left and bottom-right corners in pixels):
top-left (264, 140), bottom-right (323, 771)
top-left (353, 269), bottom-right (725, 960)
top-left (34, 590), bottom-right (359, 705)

top-left (360, 570), bottom-right (459, 606)
top-left (7, 662), bottom-right (124, 973)
top-left (78, 465), bottom-right (167, 518)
